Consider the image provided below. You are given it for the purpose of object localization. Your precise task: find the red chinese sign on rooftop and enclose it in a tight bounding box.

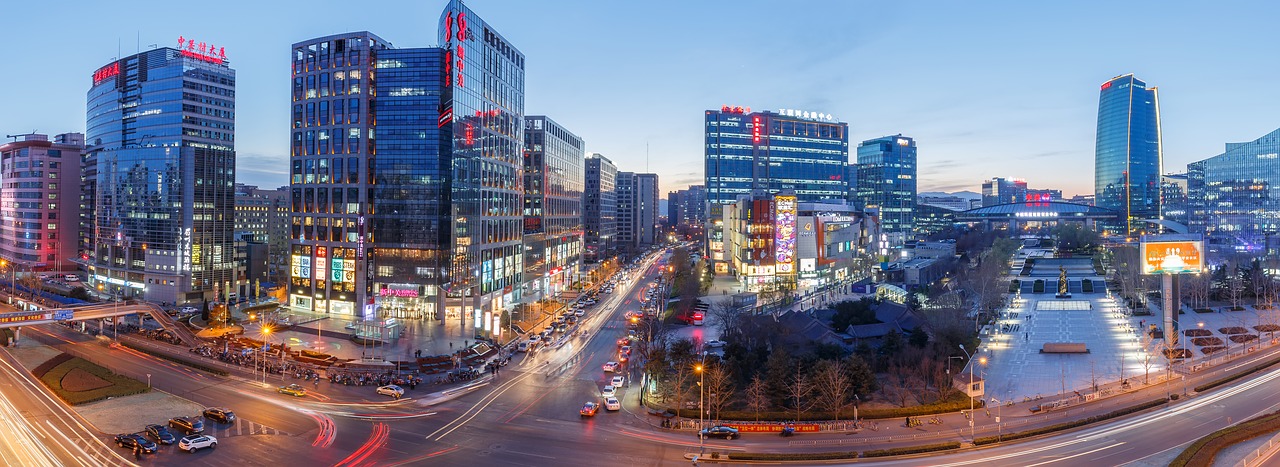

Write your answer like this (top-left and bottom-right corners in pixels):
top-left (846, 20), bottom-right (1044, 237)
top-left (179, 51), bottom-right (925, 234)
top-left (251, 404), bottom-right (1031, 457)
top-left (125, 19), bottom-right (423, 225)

top-left (93, 62), bottom-right (120, 85)
top-left (178, 36), bottom-right (226, 65)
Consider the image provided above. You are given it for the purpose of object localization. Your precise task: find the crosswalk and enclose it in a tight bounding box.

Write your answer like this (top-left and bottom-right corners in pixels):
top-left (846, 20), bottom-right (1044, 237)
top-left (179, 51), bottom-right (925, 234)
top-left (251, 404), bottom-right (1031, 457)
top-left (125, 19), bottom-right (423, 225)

top-left (205, 418), bottom-right (288, 437)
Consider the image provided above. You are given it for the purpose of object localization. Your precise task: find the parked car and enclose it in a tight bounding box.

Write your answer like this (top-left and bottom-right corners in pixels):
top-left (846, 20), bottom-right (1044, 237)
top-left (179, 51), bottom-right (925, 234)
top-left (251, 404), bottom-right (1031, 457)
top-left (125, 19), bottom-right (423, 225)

top-left (168, 416), bottom-right (205, 435)
top-left (115, 433), bottom-right (158, 453)
top-left (178, 434), bottom-right (218, 453)
top-left (278, 384), bottom-right (307, 397)
top-left (699, 425), bottom-right (740, 440)
top-left (145, 424), bottom-right (177, 444)
top-left (376, 385), bottom-right (405, 398)
top-left (601, 385), bottom-right (616, 398)
top-left (580, 401), bottom-right (600, 417)
top-left (611, 375), bottom-right (625, 388)
top-left (604, 397), bottom-right (621, 411)
top-left (602, 361), bottom-right (619, 373)
top-left (202, 407), bottom-right (236, 423)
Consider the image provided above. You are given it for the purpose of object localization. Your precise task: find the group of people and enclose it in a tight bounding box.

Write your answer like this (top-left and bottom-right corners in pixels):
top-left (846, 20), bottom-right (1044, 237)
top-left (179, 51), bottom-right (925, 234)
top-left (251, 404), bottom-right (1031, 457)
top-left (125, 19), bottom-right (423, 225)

top-left (188, 342), bottom-right (300, 376)
top-left (328, 370), bottom-right (423, 389)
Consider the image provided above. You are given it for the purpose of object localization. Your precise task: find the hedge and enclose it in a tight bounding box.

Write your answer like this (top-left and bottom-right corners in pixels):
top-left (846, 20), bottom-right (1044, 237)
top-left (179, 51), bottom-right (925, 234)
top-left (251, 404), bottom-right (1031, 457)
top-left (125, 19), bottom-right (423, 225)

top-left (730, 451), bottom-right (860, 461)
top-left (37, 355), bottom-right (150, 405)
top-left (120, 341), bottom-right (230, 376)
top-left (974, 398), bottom-right (1167, 445)
top-left (675, 393), bottom-right (977, 422)
top-left (1194, 354), bottom-right (1280, 393)
top-left (1169, 409), bottom-right (1280, 467)
top-left (862, 441), bottom-right (961, 457)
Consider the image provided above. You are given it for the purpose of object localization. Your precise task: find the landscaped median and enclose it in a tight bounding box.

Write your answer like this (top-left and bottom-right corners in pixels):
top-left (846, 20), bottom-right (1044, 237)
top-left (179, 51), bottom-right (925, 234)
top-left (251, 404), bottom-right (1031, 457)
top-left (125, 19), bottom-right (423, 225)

top-left (974, 398), bottom-right (1168, 445)
top-left (118, 340), bottom-right (230, 376)
top-left (32, 352), bottom-right (149, 405)
top-left (1170, 409), bottom-right (1280, 466)
top-left (1194, 353), bottom-right (1280, 393)
top-left (694, 441), bottom-right (963, 462)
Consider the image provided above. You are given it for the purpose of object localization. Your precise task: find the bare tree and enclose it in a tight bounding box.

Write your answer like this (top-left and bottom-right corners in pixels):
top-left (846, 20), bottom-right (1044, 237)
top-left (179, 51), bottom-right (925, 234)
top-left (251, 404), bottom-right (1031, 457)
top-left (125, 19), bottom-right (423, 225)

top-left (786, 364), bottom-right (814, 421)
top-left (1226, 264), bottom-right (1245, 310)
top-left (928, 359), bottom-right (958, 402)
top-left (706, 299), bottom-right (741, 340)
top-left (703, 362), bottom-right (735, 423)
top-left (882, 363), bottom-right (915, 407)
top-left (745, 375), bottom-right (769, 422)
top-left (813, 360), bottom-right (852, 420)
top-left (1140, 331), bottom-right (1156, 385)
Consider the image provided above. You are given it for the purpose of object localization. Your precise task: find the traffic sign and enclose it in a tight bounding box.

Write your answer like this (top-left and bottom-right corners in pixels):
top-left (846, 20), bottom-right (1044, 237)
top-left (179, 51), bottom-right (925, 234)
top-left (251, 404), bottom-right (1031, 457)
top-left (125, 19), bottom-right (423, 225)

top-left (53, 309), bottom-right (73, 321)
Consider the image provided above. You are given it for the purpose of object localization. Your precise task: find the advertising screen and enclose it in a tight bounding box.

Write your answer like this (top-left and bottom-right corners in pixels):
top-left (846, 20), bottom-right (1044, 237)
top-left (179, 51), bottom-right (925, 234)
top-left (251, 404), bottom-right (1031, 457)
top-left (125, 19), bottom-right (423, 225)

top-left (775, 196), bottom-right (797, 273)
top-left (1140, 240), bottom-right (1204, 275)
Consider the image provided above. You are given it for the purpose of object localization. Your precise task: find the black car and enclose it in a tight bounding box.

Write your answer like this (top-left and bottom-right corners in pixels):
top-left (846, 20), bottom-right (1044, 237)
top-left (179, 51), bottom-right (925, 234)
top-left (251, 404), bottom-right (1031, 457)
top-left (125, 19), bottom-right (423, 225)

top-left (202, 407), bottom-right (236, 423)
top-left (698, 425), bottom-right (740, 440)
top-left (114, 433), bottom-right (158, 453)
top-left (144, 424), bottom-right (176, 444)
top-left (168, 416), bottom-right (205, 435)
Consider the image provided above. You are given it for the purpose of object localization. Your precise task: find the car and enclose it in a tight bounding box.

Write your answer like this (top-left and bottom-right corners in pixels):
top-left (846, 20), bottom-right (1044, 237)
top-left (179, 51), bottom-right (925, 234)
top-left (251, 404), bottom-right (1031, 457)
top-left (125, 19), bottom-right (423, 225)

top-left (620, 345), bottom-right (632, 356)
top-left (168, 416), bottom-right (205, 435)
top-left (555, 323), bottom-right (568, 332)
top-left (574, 309), bottom-right (585, 317)
top-left (601, 385), bottom-right (615, 398)
top-left (202, 407), bottom-right (236, 423)
top-left (580, 401), bottom-right (600, 417)
top-left (377, 385), bottom-right (405, 398)
top-left (178, 434), bottom-right (218, 453)
top-left (611, 375), bottom-right (625, 388)
top-left (181, 306), bottom-right (198, 314)
top-left (278, 384), bottom-right (307, 397)
top-left (604, 397), bottom-right (621, 411)
top-left (602, 361), bottom-right (619, 373)
top-left (566, 316), bottom-right (578, 325)
top-left (699, 425), bottom-right (740, 440)
top-left (145, 424), bottom-right (177, 444)
top-left (115, 433), bottom-right (158, 453)
top-left (616, 337), bottom-right (630, 346)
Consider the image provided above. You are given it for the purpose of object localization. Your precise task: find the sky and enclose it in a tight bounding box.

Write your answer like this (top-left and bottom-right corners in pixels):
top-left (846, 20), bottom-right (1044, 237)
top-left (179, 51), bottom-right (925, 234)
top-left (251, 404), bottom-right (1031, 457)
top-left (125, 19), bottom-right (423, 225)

top-left (3, 0), bottom-right (1280, 198)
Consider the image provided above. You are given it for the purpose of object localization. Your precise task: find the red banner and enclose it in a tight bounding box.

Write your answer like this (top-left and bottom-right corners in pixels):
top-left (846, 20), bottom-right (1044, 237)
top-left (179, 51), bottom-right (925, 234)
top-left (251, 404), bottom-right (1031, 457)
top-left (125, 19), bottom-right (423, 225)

top-left (721, 423), bottom-right (820, 433)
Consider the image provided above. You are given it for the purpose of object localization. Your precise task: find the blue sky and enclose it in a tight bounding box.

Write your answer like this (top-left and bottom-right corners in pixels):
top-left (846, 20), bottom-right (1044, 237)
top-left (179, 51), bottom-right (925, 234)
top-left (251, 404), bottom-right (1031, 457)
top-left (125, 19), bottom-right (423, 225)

top-left (3, 0), bottom-right (1279, 197)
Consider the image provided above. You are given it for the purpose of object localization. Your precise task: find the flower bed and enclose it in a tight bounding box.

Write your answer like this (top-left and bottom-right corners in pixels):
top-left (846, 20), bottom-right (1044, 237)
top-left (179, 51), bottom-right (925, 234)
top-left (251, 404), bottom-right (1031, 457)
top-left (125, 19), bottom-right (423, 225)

top-left (1201, 346), bottom-right (1227, 355)
top-left (1184, 329), bottom-right (1213, 337)
top-left (1255, 324), bottom-right (1280, 332)
top-left (1229, 334), bottom-right (1259, 344)
top-left (1219, 327), bottom-right (1249, 335)
top-left (1191, 337), bottom-right (1224, 346)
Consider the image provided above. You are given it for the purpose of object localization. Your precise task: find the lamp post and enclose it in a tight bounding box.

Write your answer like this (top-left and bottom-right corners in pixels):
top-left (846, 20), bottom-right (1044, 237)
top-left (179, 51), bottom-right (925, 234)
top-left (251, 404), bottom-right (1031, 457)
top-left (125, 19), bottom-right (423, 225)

top-left (261, 325), bottom-right (273, 385)
top-left (695, 352), bottom-right (706, 452)
top-left (958, 344), bottom-right (985, 440)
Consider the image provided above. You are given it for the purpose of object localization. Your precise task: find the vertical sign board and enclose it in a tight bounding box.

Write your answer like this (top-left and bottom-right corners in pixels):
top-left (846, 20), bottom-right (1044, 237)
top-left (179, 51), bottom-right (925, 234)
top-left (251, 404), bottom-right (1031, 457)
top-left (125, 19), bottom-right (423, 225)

top-left (774, 195), bottom-right (797, 274)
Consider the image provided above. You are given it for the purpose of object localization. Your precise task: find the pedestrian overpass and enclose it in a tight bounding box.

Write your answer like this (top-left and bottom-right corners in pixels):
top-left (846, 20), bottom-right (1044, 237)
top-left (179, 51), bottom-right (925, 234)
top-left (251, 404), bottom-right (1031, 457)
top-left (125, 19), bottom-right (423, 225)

top-left (0, 301), bottom-right (199, 346)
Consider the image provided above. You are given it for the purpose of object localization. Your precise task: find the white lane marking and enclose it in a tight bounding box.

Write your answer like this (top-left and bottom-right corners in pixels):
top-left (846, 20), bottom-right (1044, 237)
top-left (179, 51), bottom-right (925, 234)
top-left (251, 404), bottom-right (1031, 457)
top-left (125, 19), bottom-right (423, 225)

top-left (1023, 442), bottom-right (1126, 467)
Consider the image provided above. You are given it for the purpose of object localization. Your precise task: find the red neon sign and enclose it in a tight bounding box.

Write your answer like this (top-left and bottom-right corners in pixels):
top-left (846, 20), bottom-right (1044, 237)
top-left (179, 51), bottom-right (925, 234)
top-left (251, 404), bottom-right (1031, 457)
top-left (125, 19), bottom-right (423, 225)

top-left (93, 62), bottom-right (120, 85)
top-left (1101, 81), bottom-right (1112, 90)
top-left (465, 122), bottom-right (474, 146)
top-left (752, 116), bottom-right (762, 144)
top-left (444, 11), bottom-right (467, 89)
top-left (177, 36), bottom-right (226, 65)
top-left (720, 105), bottom-right (750, 114)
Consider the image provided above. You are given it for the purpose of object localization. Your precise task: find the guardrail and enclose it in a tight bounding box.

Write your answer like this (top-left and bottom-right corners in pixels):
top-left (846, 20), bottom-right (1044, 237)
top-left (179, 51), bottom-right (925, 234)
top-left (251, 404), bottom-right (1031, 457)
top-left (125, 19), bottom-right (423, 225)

top-left (1236, 429), bottom-right (1280, 467)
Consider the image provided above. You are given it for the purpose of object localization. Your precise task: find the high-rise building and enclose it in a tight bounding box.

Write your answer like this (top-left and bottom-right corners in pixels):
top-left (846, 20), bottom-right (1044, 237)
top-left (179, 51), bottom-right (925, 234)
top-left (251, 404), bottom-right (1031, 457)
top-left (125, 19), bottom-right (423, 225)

top-left (583, 154), bottom-right (617, 262)
top-left (981, 177), bottom-right (1028, 206)
top-left (1185, 127), bottom-right (1280, 250)
top-left (234, 184), bottom-right (289, 283)
top-left (1095, 74), bottom-right (1162, 237)
top-left (615, 172), bottom-right (659, 253)
top-left (667, 190), bottom-right (684, 228)
top-left (856, 135), bottom-right (917, 235)
top-left (682, 185), bottom-right (707, 225)
top-left (289, 1), bottom-right (525, 330)
top-left (616, 172), bottom-right (637, 251)
top-left (84, 43), bottom-right (239, 304)
top-left (705, 106), bottom-right (849, 272)
top-left (1159, 173), bottom-right (1190, 229)
top-left (522, 116), bottom-right (583, 303)
top-left (0, 133), bottom-right (83, 273)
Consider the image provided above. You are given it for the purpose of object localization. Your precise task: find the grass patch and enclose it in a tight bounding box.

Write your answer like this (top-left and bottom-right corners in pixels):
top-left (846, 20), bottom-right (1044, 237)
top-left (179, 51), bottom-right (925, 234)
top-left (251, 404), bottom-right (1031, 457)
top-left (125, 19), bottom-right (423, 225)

top-left (730, 451), bottom-right (859, 461)
top-left (36, 355), bottom-right (149, 405)
top-left (119, 341), bottom-right (230, 376)
top-left (1195, 354), bottom-right (1280, 393)
top-left (862, 441), bottom-right (961, 457)
top-left (1170, 409), bottom-right (1280, 467)
top-left (974, 398), bottom-right (1167, 445)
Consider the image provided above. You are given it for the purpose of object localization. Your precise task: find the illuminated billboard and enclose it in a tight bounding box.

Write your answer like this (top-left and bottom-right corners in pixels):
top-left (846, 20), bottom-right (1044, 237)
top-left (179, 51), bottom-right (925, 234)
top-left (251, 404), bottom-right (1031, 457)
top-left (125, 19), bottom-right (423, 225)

top-left (1140, 239), bottom-right (1204, 275)
top-left (775, 195), bottom-right (797, 274)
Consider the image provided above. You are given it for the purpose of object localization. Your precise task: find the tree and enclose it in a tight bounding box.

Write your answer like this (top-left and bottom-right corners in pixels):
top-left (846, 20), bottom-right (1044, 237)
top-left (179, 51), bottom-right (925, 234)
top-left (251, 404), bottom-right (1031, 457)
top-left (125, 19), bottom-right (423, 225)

top-left (830, 298), bottom-right (877, 331)
top-left (812, 360), bottom-right (852, 420)
top-left (744, 375), bottom-right (769, 421)
top-left (706, 299), bottom-right (742, 341)
top-left (842, 354), bottom-right (879, 396)
top-left (702, 362), bottom-right (735, 423)
top-left (1140, 330), bottom-right (1156, 385)
top-left (1051, 223), bottom-right (1101, 254)
top-left (785, 364), bottom-right (814, 420)
top-left (930, 359), bottom-right (958, 402)
top-left (882, 362), bottom-right (914, 407)
top-left (879, 330), bottom-right (905, 357)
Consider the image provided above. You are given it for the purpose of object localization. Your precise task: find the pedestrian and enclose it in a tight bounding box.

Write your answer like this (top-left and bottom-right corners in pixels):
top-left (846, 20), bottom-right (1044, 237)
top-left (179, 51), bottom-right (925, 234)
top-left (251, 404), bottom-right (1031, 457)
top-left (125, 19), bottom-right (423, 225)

top-left (449, 342), bottom-right (453, 350)
top-left (133, 446), bottom-right (141, 460)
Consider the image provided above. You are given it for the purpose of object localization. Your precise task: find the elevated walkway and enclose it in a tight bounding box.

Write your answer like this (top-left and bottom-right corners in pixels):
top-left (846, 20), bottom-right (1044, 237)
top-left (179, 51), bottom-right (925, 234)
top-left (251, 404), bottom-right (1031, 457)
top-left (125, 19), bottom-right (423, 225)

top-left (0, 301), bottom-right (200, 347)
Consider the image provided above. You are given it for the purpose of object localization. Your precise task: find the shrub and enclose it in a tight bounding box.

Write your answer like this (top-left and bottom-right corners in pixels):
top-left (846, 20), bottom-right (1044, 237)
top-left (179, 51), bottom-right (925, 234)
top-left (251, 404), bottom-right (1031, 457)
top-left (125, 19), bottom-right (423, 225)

top-left (36, 355), bottom-right (150, 405)
top-left (1183, 329), bottom-right (1212, 337)
top-left (1194, 308), bottom-right (1214, 314)
top-left (862, 442), bottom-right (961, 457)
top-left (730, 452), bottom-right (859, 461)
top-left (974, 399), bottom-right (1167, 445)
top-left (1195, 354), bottom-right (1280, 393)
top-left (1229, 334), bottom-right (1258, 344)
top-left (677, 393), bottom-right (975, 421)
top-left (1191, 337), bottom-right (1223, 346)
top-left (1254, 324), bottom-right (1280, 332)
top-left (1201, 346), bottom-right (1227, 355)
top-left (1219, 327), bottom-right (1248, 335)
top-left (1170, 409), bottom-right (1280, 467)
top-left (120, 342), bottom-right (230, 376)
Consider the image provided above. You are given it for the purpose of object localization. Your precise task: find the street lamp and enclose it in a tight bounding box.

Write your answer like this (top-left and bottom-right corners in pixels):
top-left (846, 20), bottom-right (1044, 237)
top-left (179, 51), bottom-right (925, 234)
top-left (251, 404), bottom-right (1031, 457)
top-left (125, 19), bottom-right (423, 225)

top-left (695, 351), bottom-right (706, 452)
top-left (958, 344), bottom-right (985, 440)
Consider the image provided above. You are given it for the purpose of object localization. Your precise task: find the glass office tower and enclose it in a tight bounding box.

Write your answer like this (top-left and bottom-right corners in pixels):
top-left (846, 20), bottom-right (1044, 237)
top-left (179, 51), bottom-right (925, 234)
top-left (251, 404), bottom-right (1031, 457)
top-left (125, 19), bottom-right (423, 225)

top-left (85, 45), bottom-right (238, 305)
top-left (1095, 74), bottom-right (1162, 237)
top-left (705, 107), bottom-right (848, 272)
top-left (856, 135), bottom-right (917, 235)
top-left (522, 116), bottom-right (584, 304)
top-left (583, 154), bottom-right (617, 262)
top-left (1186, 127), bottom-right (1280, 251)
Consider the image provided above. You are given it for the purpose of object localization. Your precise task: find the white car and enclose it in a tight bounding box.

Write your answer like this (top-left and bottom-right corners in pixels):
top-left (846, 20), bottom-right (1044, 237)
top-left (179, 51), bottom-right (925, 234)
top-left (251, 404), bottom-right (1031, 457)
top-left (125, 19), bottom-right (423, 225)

top-left (574, 309), bottom-right (585, 317)
top-left (602, 361), bottom-right (619, 373)
top-left (178, 434), bottom-right (217, 453)
top-left (611, 375), bottom-right (625, 388)
top-left (601, 385), bottom-right (615, 398)
top-left (376, 385), bottom-right (405, 398)
top-left (604, 397), bottom-right (621, 411)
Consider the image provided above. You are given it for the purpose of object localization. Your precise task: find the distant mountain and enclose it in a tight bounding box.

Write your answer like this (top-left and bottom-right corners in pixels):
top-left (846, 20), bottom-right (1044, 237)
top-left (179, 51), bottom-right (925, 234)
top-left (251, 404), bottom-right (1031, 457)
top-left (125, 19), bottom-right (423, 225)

top-left (919, 190), bottom-right (981, 200)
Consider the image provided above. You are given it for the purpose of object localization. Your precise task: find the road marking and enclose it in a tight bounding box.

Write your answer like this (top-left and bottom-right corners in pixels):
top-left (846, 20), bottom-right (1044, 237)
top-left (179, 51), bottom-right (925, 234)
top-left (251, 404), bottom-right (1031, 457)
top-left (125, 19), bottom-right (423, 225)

top-left (1023, 442), bottom-right (1125, 466)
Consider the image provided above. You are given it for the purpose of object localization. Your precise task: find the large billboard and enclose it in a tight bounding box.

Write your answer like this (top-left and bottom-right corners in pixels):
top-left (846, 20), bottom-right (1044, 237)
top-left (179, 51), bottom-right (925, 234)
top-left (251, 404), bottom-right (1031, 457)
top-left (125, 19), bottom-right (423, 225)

top-left (1140, 239), bottom-right (1204, 275)
top-left (774, 195), bottom-right (797, 274)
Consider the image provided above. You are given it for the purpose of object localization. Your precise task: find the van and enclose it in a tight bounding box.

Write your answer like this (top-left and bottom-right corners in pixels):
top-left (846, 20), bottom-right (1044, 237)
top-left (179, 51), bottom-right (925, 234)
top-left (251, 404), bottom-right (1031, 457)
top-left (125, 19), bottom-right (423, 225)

top-left (64, 274), bottom-right (80, 282)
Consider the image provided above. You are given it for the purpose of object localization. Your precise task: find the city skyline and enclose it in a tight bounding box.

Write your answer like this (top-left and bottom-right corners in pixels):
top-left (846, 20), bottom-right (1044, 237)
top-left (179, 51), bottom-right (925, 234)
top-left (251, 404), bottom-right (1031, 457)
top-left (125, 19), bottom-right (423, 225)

top-left (3, 1), bottom-right (1280, 197)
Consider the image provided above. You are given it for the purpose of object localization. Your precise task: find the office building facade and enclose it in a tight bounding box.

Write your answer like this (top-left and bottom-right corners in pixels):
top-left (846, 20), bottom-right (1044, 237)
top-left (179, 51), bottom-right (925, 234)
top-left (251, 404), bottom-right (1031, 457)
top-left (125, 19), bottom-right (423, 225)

top-left (981, 177), bottom-right (1027, 206)
top-left (583, 153), bottom-right (617, 262)
top-left (1095, 74), bottom-right (1162, 237)
top-left (705, 106), bottom-right (849, 272)
top-left (1186, 127), bottom-right (1280, 251)
top-left (856, 135), bottom-right (917, 235)
top-left (0, 133), bottom-right (83, 273)
top-left (85, 44), bottom-right (239, 304)
top-left (522, 116), bottom-right (583, 303)
top-left (234, 184), bottom-right (289, 283)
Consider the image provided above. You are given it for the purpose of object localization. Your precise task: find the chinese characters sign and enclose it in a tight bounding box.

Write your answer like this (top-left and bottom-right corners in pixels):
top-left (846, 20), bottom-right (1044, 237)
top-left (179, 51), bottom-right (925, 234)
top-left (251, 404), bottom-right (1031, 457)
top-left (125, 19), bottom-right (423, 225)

top-left (774, 195), bottom-right (797, 274)
top-left (93, 62), bottom-right (120, 85)
top-left (177, 36), bottom-right (226, 65)
top-left (443, 11), bottom-right (468, 88)
top-left (1140, 239), bottom-right (1204, 275)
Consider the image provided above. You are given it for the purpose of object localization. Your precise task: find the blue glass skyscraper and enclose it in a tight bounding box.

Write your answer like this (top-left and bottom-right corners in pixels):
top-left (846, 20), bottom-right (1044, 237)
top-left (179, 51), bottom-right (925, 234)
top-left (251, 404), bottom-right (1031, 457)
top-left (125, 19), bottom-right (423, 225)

top-left (856, 135), bottom-right (917, 235)
top-left (1095, 74), bottom-right (1162, 237)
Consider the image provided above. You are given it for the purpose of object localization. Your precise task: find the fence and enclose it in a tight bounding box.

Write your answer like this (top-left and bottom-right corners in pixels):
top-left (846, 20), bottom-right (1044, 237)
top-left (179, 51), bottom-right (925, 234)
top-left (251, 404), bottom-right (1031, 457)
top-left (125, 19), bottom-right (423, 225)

top-left (1235, 429), bottom-right (1280, 467)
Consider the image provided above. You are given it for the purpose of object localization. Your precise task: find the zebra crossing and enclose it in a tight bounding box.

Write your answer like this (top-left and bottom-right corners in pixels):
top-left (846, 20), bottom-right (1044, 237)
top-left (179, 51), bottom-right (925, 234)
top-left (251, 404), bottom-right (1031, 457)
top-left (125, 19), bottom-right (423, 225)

top-left (205, 418), bottom-right (288, 438)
